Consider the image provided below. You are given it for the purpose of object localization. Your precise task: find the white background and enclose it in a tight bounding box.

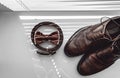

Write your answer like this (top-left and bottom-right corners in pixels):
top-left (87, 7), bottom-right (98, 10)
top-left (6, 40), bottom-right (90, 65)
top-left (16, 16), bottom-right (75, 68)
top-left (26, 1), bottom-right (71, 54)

top-left (0, 12), bottom-right (120, 78)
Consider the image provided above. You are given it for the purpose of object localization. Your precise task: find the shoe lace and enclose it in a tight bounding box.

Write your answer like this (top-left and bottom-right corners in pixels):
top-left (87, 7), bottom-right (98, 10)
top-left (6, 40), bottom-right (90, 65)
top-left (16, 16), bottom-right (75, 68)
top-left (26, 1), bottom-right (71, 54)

top-left (100, 16), bottom-right (120, 28)
top-left (88, 16), bottom-right (120, 41)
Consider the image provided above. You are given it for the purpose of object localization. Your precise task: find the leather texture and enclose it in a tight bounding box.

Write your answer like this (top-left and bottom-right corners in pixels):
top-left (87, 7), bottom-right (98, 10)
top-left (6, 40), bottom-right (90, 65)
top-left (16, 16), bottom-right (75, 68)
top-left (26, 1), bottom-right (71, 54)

top-left (77, 35), bottom-right (120, 76)
top-left (64, 16), bottom-right (120, 57)
top-left (31, 21), bottom-right (63, 55)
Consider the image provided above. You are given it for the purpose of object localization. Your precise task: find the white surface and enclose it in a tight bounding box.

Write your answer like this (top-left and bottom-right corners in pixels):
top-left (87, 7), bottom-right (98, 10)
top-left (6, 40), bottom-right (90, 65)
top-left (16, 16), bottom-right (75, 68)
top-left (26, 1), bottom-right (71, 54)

top-left (0, 0), bottom-right (120, 11)
top-left (0, 12), bottom-right (36, 78)
top-left (22, 14), bottom-right (120, 78)
top-left (19, 16), bottom-right (114, 20)
top-left (0, 12), bottom-right (120, 78)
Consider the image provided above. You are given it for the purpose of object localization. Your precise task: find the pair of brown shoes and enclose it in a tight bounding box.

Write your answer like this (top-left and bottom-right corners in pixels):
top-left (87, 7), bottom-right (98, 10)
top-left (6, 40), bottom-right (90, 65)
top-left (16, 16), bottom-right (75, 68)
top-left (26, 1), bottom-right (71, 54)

top-left (64, 16), bottom-right (120, 76)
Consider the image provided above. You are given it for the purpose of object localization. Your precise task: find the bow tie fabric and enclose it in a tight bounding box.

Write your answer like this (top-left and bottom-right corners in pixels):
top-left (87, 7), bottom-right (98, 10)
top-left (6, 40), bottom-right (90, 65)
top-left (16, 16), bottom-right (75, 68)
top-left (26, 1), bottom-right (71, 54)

top-left (35, 31), bottom-right (59, 45)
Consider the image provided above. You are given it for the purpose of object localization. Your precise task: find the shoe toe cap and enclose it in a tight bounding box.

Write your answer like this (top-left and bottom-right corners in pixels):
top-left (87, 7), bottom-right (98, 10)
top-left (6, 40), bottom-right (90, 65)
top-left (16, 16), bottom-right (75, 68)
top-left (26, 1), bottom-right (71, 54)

top-left (64, 42), bottom-right (81, 57)
top-left (77, 62), bottom-right (91, 76)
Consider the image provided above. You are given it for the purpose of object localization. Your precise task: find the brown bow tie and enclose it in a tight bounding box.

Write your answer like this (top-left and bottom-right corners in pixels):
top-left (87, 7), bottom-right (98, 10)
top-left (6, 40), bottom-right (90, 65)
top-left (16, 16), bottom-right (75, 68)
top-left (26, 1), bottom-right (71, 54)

top-left (34, 31), bottom-right (59, 45)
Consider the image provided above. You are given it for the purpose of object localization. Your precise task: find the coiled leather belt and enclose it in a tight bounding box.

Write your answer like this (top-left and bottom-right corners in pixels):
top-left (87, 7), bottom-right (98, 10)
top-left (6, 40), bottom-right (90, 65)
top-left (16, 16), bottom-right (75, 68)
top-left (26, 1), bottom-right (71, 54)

top-left (31, 21), bottom-right (63, 55)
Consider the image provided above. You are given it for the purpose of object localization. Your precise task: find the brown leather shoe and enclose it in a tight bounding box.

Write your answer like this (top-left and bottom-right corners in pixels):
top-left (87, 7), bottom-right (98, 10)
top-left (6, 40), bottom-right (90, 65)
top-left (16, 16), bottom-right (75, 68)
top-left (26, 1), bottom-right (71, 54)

top-left (64, 16), bottom-right (120, 57)
top-left (77, 36), bottom-right (120, 76)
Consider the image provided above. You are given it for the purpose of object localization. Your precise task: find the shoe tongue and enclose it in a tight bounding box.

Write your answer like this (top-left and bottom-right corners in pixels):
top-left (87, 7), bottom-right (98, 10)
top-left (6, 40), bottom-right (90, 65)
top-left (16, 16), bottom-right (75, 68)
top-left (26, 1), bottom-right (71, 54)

top-left (113, 38), bottom-right (120, 55)
top-left (105, 19), bottom-right (120, 40)
top-left (105, 29), bottom-right (112, 40)
top-left (115, 38), bottom-right (120, 50)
